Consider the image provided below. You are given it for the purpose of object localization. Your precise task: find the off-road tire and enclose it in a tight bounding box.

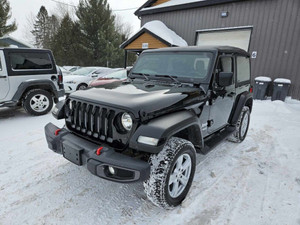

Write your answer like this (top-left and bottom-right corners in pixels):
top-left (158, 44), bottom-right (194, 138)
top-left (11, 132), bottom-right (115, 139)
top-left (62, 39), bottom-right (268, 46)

top-left (76, 83), bottom-right (88, 90)
top-left (23, 89), bottom-right (53, 116)
top-left (228, 106), bottom-right (250, 143)
top-left (144, 137), bottom-right (196, 209)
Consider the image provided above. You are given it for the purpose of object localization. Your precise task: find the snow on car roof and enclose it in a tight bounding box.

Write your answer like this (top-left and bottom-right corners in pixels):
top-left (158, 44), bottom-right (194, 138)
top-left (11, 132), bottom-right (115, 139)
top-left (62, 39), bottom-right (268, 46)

top-left (140, 20), bottom-right (187, 47)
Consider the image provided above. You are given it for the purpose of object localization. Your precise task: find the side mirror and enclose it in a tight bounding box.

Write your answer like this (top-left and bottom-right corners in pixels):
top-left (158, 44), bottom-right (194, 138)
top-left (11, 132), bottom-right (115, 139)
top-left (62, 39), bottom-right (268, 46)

top-left (217, 72), bottom-right (233, 87)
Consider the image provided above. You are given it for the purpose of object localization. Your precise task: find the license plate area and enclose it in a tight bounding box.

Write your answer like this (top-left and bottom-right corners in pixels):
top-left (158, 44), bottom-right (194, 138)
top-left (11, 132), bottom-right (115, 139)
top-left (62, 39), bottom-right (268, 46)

top-left (62, 141), bottom-right (83, 166)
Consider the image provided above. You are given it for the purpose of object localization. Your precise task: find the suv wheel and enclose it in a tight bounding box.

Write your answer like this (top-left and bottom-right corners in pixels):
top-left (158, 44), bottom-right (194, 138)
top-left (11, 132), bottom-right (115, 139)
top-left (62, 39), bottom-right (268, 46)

top-left (228, 106), bottom-right (250, 143)
top-left (23, 89), bottom-right (53, 116)
top-left (144, 137), bottom-right (196, 209)
top-left (77, 84), bottom-right (87, 90)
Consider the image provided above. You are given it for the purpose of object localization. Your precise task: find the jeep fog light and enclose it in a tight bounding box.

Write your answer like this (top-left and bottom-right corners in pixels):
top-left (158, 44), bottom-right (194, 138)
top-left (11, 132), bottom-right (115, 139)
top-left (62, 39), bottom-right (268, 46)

top-left (108, 166), bottom-right (116, 175)
top-left (121, 113), bottom-right (133, 131)
top-left (138, 136), bottom-right (159, 146)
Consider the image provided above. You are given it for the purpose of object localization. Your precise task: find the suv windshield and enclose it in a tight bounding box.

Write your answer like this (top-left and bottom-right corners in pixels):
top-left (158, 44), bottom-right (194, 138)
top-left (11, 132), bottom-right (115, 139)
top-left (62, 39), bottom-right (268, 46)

top-left (131, 52), bottom-right (214, 83)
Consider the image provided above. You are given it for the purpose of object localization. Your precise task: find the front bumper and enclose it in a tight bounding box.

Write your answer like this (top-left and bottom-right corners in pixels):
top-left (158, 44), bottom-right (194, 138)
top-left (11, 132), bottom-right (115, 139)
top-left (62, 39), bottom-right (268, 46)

top-left (44, 123), bottom-right (150, 183)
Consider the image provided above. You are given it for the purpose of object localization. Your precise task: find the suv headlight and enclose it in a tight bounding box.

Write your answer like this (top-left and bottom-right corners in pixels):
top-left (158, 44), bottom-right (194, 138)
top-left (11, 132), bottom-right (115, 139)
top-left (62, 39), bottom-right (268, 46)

top-left (121, 113), bottom-right (133, 131)
top-left (66, 81), bottom-right (76, 84)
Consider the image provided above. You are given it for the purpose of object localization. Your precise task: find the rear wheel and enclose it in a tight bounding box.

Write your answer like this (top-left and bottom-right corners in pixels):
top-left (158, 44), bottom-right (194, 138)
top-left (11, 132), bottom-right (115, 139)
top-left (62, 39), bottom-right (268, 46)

top-left (228, 106), bottom-right (250, 143)
top-left (144, 137), bottom-right (196, 209)
top-left (23, 89), bottom-right (53, 116)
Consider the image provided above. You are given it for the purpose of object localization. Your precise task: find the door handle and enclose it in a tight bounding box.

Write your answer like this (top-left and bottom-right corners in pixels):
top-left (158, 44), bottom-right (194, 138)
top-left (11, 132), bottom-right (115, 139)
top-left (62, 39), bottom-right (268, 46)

top-left (0, 76), bottom-right (7, 79)
top-left (228, 92), bottom-right (236, 97)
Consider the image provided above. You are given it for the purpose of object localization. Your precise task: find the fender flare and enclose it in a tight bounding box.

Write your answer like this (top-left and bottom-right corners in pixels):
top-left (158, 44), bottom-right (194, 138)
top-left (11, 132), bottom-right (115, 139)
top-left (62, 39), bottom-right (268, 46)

top-left (12, 79), bottom-right (58, 102)
top-left (229, 91), bottom-right (253, 125)
top-left (129, 110), bottom-right (203, 154)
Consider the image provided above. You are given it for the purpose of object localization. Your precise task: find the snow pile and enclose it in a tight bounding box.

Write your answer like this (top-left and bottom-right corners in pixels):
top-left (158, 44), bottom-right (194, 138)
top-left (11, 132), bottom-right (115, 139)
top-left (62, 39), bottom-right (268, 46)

top-left (255, 76), bottom-right (272, 82)
top-left (274, 78), bottom-right (291, 84)
top-left (141, 0), bottom-right (206, 11)
top-left (1, 99), bottom-right (300, 224)
top-left (140, 20), bottom-right (187, 47)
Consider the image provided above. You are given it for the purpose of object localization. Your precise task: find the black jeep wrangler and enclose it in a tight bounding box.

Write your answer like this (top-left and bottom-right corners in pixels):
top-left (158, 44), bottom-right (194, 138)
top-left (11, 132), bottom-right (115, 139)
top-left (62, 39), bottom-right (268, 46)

top-left (45, 46), bottom-right (253, 208)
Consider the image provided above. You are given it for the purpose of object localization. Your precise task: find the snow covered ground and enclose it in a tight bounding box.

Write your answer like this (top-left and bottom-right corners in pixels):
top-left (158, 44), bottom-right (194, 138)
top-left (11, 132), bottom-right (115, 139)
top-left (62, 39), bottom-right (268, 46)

top-left (0, 99), bottom-right (300, 225)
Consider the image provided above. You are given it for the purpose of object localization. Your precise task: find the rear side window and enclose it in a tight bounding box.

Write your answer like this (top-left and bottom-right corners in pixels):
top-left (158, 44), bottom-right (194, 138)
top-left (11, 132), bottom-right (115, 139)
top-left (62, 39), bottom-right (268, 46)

top-left (236, 56), bottom-right (250, 83)
top-left (0, 58), bottom-right (2, 71)
top-left (10, 52), bottom-right (53, 70)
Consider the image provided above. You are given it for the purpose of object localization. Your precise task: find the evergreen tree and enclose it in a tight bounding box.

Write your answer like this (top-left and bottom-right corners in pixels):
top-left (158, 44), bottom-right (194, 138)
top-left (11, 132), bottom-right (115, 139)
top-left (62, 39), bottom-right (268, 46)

top-left (31, 6), bottom-right (51, 48)
top-left (0, 0), bottom-right (17, 37)
top-left (50, 14), bottom-right (86, 66)
top-left (49, 15), bottom-right (60, 41)
top-left (76, 0), bottom-right (125, 67)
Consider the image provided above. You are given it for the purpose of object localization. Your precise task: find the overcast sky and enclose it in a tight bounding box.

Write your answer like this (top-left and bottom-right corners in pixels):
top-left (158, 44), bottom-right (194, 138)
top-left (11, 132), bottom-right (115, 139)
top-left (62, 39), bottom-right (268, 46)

top-left (9, 0), bottom-right (145, 44)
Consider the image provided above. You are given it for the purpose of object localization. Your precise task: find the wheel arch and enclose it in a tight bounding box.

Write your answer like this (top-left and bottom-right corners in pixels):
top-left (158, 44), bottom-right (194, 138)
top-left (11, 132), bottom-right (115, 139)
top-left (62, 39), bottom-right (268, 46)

top-left (129, 110), bottom-right (203, 154)
top-left (229, 91), bottom-right (253, 125)
top-left (12, 80), bottom-right (58, 104)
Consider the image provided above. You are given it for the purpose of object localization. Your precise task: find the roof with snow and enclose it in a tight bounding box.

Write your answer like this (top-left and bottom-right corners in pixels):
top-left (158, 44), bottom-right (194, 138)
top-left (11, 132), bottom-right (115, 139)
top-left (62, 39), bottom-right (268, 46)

top-left (0, 35), bottom-right (33, 48)
top-left (120, 20), bottom-right (187, 50)
top-left (135, 0), bottom-right (243, 16)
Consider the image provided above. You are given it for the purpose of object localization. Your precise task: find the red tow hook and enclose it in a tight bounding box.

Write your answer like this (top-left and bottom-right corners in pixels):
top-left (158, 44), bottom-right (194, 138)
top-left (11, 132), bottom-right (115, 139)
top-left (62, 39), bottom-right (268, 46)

top-left (96, 147), bottom-right (103, 156)
top-left (55, 129), bottom-right (61, 136)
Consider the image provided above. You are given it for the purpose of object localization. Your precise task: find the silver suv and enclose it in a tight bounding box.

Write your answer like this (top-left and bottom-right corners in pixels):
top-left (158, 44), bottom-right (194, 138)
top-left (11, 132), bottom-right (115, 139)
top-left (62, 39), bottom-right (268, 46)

top-left (0, 48), bottom-right (64, 116)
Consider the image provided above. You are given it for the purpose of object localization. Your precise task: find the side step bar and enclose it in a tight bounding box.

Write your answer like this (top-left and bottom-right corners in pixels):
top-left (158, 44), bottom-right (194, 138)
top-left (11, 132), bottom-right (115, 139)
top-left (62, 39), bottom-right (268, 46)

top-left (201, 126), bottom-right (236, 154)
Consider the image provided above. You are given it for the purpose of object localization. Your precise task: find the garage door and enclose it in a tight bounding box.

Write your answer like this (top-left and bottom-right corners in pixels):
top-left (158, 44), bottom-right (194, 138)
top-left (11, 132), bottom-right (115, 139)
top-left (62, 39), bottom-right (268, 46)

top-left (196, 27), bottom-right (252, 51)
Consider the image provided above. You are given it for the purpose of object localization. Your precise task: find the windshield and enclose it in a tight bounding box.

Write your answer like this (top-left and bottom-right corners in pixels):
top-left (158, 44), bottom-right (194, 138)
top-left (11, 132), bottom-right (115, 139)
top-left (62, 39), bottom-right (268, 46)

top-left (72, 67), bottom-right (97, 76)
top-left (104, 70), bottom-right (127, 79)
top-left (131, 52), bottom-right (214, 83)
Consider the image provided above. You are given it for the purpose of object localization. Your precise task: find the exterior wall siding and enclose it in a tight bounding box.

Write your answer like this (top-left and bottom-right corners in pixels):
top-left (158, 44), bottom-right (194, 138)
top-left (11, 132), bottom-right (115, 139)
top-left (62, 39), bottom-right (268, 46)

top-left (125, 32), bottom-right (168, 50)
top-left (141, 0), bottom-right (300, 99)
top-left (152, 0), bottom-right (170, 6)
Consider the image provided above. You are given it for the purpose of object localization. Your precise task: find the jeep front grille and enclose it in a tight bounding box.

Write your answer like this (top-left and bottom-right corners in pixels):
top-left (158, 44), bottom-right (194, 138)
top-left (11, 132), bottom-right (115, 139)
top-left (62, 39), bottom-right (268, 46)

top-left (65, 99), bottom-right (129, 148)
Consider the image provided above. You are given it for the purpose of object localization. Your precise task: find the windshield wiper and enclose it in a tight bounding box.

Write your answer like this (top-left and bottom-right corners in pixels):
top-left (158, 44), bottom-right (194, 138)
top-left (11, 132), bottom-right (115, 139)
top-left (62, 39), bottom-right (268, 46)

top-left (131, 72), bottom-right (150, 81)
top-left (154, 74), bottom-right (182, 85)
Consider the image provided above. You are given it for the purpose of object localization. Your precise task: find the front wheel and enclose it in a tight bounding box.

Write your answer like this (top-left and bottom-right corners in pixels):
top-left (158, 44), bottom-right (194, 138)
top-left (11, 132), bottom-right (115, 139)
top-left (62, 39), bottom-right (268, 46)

top-left (228, 106), bottom-right (251, 143)
top-left (76, 83), bottom-right (87, 90)
top-left (23, 89), bottom-right (53, 116)
top-left (144, 137), bottom-right (196, 209)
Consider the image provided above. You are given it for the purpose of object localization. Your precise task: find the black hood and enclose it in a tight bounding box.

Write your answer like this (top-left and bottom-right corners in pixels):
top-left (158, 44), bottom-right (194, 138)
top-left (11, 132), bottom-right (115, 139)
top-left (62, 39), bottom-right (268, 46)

top-left (69, 80), bottom-right (207, 120)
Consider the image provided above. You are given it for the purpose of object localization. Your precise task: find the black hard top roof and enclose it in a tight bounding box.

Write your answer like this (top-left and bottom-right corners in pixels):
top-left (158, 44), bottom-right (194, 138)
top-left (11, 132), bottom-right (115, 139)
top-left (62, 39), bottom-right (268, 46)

top-left (143, 45), bottom-right (250, 57)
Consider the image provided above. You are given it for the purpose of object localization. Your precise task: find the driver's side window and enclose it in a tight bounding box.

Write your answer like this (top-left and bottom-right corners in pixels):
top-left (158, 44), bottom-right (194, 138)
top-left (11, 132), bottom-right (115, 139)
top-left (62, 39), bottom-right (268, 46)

top-left (218, 57), bottom-right (233, 73)
top-left (215, 56), bottom-right (234, 85)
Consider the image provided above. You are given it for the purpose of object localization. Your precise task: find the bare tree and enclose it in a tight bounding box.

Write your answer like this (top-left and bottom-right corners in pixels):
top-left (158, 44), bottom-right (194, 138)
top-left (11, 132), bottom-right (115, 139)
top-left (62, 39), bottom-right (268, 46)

top-left (22, 13), bottom-right (36, 45)
top-left (51, 2), bottom-right (77, 21)
top-left (114, 14), bottom-right (133, 39)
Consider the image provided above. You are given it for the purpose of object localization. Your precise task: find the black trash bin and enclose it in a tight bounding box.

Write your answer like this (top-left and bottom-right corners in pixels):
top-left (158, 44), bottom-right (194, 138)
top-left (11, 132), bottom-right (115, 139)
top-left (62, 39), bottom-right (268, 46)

top-left (253, 76), bottom-right (272, 100)
top-left (271, 78), bottom-right (291, 101)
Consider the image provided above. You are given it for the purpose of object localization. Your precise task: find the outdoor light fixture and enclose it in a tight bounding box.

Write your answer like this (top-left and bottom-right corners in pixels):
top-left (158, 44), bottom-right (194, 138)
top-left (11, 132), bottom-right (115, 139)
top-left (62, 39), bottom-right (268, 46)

top-left (221, 11), bottom-right (229, 18)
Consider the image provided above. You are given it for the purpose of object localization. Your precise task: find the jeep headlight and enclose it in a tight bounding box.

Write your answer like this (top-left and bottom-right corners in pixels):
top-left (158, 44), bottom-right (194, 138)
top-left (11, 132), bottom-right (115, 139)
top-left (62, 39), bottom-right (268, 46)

top-left (121, 113), bottom-right (132, 131)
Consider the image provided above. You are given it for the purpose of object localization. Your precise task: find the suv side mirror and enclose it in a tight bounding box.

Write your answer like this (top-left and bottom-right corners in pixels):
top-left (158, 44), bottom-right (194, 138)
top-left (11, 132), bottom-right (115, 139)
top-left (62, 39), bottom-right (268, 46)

top-left (217, 72), bottom-right (233, 87)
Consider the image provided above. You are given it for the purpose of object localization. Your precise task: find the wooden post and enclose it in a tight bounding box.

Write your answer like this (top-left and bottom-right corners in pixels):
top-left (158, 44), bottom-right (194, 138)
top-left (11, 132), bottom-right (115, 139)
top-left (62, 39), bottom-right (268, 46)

top-left (124, 50), bottom-right (128, 69)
